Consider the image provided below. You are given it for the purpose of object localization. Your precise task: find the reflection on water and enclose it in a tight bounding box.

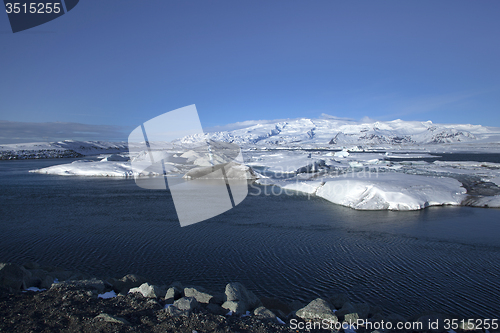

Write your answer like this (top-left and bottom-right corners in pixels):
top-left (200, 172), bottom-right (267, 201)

top-left (0, 159), bottom-right (499, 318)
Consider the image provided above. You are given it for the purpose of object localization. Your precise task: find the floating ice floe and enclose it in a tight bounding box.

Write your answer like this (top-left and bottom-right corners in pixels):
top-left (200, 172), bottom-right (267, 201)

top-left (315, 173), bottom-right (466, 210)
top-left (266, 173), bottom-right (467, 211)
top-left (29, 160), bottom-right (178, 177)
top-left (334, 150), bottom-right (349, 158)
top-left (183, 162), bottom-right (256, 180)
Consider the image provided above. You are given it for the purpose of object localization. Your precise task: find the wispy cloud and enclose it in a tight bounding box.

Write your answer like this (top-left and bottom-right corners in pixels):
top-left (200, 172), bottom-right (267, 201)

top-left (319, 113), bottom-right (356, 122)
top-left (0, 121), bottom-right (128, 144)
top-left (204, 118), bottom-right (292, 132)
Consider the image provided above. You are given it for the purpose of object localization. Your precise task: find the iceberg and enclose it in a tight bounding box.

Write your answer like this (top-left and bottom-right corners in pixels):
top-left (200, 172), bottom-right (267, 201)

top-left (315, 173), bottom-right (466, 210)
top-left (30, 160), bottom-right (177, 177)
top-left (183, 162), bottom-right (256, 180)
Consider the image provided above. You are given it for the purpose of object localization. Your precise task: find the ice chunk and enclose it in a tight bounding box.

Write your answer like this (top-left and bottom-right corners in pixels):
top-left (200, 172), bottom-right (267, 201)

top-left (281, 181), bottom-right (324, 195)
top-left (334, 150), bottom-right (349, 158)
top-left (30, 160), bottom-right (178, 177)
top-left (183, 162), bottom-right (256, 180)
top-left (315, 173), bottom-right (466, 210)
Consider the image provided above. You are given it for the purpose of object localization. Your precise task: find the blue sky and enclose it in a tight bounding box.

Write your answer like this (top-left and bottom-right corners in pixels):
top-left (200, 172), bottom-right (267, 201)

top-left (1, 1), bottom-right (499, 142)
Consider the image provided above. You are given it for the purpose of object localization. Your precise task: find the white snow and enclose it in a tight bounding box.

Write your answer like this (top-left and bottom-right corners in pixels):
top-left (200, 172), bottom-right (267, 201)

top-left (334, 150), bottom-right (349, 158)
top-left (183, 117), bottom-right (500, 150)
top-left (281, 181), bottom-right (325, 195)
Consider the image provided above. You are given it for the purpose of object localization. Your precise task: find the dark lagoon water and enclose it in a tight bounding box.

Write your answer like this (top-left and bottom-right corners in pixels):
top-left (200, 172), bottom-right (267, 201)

top-left (1, 158), bottom-right (500, 319)
top-left (383, 152), bottom-right (500, 163)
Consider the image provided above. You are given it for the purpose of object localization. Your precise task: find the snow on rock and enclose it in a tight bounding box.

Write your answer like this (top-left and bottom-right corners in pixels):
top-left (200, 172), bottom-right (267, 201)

top-left (3, 118), bottom-right (500, 161)
top-left (315, 173), bottom-right (466, 210)
top-left (0, 140), bottom-right (128, 160)
top-left (185, 117), bottom-right (500, 148)
top-left (129, 283), bottom-right (166, 298)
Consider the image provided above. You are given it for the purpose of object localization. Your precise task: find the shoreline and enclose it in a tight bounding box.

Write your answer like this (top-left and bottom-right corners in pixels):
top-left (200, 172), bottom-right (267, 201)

top-left (1, 262), bottom-right (497, 333)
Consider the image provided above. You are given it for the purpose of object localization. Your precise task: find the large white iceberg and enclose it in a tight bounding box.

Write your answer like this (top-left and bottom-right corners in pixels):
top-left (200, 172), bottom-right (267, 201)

top-left (315, 173), bottom-right (466, 210)
top-left (30, 160), bottom-right (178, 177)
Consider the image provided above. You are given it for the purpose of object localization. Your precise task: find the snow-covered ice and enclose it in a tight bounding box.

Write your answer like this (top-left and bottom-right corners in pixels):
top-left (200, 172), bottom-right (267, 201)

top-left (315, 174), bottom-right (466, 210)
top-left (183, 162), bottom-right (256, 180)
top-left (29, 160), bottom-right (165, 177)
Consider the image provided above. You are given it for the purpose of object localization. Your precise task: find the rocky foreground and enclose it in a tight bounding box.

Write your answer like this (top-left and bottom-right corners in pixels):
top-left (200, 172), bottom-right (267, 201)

top-left (0, 262), bottom-right (497, 333)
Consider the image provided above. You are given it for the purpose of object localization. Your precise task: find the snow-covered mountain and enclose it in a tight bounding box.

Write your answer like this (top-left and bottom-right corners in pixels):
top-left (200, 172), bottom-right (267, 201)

top-left (2, 118), bottom-right (500, 160)
top-left (0, 140), bottom-right (128, 160)
top-left (180, 118), bottom-right (500, 148)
